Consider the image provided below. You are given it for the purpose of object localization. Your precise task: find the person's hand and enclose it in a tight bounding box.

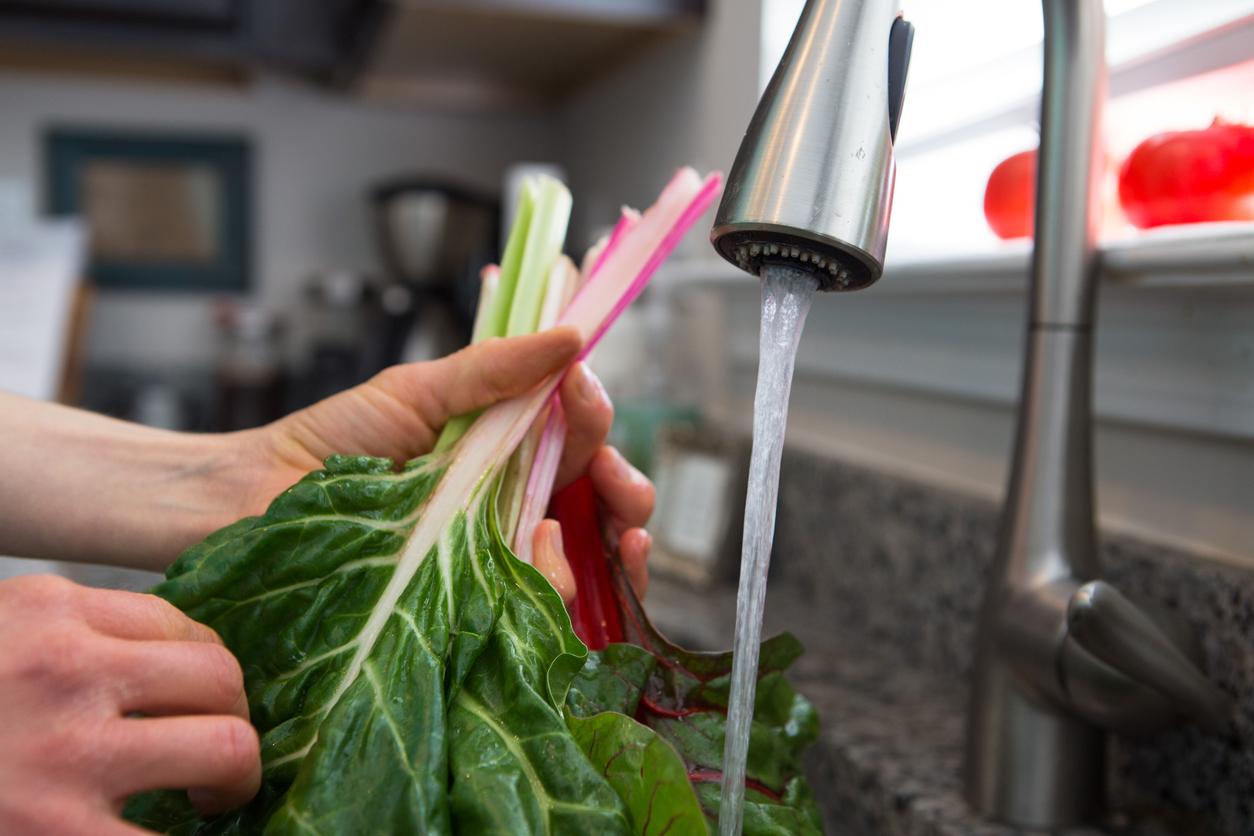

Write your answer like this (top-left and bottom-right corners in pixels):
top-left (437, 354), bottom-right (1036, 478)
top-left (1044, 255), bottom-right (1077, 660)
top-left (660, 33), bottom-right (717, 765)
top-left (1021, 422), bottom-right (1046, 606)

top-left (0, 574), bottom-right (260, 834)
top-left (530, 448), bottom-right (653, 605)
top-left (243, 327), bottom-right (653, 602)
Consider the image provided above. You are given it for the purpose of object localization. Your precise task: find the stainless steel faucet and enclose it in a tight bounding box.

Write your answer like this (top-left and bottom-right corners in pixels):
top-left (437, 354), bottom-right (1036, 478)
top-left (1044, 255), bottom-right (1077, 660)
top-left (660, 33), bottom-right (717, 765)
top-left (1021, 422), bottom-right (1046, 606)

top-left (711, 0), bottom-right (910, 288)
top-left (965, 0), bottom-right (1232, 825)
top-left (711, 0), bottom-right (1233, 828)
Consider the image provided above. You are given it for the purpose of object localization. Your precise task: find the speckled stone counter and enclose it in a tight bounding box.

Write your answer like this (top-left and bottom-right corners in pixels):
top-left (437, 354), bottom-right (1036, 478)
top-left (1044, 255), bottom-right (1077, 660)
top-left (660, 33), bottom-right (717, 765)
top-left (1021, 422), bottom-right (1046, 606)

top-left (646, 450), bottom-right (1254, 835)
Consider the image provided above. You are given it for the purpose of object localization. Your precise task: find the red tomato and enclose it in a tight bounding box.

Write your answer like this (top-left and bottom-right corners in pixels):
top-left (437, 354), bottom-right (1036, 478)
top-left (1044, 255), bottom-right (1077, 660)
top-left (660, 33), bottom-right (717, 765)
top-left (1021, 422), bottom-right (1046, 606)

top-left (1118, 118), bottom-right (1254, 229)
top-left (984, 150), bottom-right (1036, 239)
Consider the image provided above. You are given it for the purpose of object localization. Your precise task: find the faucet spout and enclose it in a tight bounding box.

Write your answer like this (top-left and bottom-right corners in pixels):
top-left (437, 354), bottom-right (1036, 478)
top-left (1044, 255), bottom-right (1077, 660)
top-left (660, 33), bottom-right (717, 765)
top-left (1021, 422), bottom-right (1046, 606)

top-left (710, 0), bottom-right (913, 291)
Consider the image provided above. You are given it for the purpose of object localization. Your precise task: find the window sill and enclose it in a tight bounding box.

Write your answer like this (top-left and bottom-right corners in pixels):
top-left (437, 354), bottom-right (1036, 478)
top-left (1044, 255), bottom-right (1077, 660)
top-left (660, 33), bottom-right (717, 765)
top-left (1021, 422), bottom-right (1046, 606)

top-left (658, 221), bottom-right (1254, 443)
top-left (657, 221), bottom-right (1254, 294)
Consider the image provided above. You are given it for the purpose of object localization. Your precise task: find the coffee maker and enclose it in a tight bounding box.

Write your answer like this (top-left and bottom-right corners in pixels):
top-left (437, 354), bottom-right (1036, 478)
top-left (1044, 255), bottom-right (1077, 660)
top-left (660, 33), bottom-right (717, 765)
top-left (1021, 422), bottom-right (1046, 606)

top-left (368, 178), bottom-right (499, 365)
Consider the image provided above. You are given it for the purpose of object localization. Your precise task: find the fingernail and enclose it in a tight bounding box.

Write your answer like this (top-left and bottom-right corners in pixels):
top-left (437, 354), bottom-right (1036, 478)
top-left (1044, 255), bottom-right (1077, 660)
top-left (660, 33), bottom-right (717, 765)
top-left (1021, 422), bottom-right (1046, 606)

top-left (575, 364), bottom-right (609, 405)
top-left (547, 522), bottom-right (564, 557)
top-left (536, 522), bottom-right (575, 604)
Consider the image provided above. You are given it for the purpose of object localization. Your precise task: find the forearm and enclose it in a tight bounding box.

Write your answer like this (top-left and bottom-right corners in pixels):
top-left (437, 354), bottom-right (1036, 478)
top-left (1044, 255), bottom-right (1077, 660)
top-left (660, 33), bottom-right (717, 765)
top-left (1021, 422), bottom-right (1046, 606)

top-left (0, 393), bottom-right (259, 572)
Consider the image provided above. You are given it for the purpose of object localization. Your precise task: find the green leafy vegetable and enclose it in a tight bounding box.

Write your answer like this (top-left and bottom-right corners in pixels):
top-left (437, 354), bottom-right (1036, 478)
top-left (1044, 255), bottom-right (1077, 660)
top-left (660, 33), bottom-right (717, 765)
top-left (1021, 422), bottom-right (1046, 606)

top-left (123, 169), bottom-right (821, 835)
top-left (123, 170), bottom-right (726, 836)
top-left (126, 454), bottom-right (630, 833)
top-left (567, 712), bottom-right (707, 835)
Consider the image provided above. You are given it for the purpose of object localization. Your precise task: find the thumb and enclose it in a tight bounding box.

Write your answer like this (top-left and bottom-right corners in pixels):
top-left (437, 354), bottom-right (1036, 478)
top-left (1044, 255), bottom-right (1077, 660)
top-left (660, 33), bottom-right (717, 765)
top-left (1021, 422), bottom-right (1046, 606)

top-left (392, 327), bottom-right (582, 430)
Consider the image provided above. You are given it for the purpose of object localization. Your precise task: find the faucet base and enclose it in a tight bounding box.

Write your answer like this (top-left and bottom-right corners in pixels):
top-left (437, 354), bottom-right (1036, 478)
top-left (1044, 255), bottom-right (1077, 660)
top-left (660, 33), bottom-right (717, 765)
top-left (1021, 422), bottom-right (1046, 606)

top-left (965, 661), bottom-right (1105, 828)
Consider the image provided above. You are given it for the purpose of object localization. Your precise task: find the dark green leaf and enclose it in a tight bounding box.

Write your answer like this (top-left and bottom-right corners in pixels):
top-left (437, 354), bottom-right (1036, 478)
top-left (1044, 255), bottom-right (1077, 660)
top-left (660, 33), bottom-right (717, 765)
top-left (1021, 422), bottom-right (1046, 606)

top-left (568, 711), bottom-right (708, 836)
top-left (565, 554), bottom-right (824, 835)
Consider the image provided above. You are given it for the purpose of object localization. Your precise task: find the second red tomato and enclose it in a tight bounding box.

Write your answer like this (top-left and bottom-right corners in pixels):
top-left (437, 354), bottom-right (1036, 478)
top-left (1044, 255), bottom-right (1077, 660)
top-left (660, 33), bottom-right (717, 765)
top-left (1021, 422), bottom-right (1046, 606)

top-left (984, 150), bottom-right (1036, 240)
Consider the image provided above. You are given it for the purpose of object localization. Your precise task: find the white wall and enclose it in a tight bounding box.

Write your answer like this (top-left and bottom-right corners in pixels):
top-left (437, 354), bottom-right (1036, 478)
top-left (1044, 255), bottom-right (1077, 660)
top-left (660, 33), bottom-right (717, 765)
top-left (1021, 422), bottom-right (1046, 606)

top-left (557, 0), bottom-right (761, 254)
top-left (539, 0), bottom-right (764, 411)
top-left (0, 70), bottom-right (557, 369)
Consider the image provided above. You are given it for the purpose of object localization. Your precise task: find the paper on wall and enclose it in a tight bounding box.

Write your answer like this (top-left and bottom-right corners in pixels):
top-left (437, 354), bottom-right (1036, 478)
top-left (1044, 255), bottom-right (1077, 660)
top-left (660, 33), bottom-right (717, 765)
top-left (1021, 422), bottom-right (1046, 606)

top-left (0, 218), bottom-right (87, 401)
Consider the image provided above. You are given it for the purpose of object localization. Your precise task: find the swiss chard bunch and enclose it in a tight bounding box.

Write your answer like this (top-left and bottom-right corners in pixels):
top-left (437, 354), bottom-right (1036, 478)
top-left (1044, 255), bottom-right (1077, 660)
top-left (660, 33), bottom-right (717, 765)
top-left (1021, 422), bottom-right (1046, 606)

top-left (126, 169), bottom-right (822, 835)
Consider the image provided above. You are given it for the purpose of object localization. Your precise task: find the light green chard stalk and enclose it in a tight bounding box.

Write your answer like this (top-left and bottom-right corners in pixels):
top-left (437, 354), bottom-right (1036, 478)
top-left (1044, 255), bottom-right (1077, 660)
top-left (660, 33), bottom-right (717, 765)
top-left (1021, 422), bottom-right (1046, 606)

top-left (434, 175), bottom-right (572, 454)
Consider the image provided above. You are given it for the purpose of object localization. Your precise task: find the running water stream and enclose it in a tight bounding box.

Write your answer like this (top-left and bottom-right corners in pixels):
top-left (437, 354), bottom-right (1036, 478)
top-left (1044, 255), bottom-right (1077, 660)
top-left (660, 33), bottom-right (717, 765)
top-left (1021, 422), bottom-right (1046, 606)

top-left (718, 262), bottom-right (819, 835)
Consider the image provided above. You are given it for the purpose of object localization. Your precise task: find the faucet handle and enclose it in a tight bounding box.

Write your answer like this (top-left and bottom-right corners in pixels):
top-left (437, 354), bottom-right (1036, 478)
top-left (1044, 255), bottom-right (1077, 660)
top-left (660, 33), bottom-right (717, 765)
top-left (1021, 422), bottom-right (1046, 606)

top-left (1066, 580), bottom-right (1232, 735)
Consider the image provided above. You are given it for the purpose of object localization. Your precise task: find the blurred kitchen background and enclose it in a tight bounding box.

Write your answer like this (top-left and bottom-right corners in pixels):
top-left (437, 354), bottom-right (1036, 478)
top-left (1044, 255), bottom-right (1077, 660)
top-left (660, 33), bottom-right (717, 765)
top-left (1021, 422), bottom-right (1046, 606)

top-left (0, 0), bottom-right (1250, 588)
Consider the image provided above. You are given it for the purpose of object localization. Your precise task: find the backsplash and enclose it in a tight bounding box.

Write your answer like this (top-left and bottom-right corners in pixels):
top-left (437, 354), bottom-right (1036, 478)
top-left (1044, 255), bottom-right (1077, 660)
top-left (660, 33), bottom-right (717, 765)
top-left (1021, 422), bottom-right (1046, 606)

top-left (766, 449), bottom-right (1254, 834)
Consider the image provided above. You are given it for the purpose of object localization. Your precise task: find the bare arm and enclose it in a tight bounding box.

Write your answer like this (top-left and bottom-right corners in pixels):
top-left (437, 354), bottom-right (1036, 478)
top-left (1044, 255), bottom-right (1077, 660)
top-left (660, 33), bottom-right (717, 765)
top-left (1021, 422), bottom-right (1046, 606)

top-left (0, 391), bottom-right (255, 572)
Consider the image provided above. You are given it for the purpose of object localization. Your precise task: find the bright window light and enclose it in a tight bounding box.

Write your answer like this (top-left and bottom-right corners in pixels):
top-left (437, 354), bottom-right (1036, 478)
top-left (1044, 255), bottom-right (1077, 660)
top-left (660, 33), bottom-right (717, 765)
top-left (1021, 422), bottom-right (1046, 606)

top-left (758, 0), bottom-right (1254, 260)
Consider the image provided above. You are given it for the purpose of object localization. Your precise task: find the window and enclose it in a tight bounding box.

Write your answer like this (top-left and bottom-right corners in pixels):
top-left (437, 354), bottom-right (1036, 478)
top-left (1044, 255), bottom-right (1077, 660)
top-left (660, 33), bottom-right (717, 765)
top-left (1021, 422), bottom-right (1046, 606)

top-left (759, 0), bottom-right (1254, 259)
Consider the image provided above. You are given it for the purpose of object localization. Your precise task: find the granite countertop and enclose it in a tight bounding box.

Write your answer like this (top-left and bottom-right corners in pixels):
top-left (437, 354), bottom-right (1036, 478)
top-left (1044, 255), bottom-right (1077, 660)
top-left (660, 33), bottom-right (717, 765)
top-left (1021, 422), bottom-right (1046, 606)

top-left (645, 576), bottom-right (1220, 836)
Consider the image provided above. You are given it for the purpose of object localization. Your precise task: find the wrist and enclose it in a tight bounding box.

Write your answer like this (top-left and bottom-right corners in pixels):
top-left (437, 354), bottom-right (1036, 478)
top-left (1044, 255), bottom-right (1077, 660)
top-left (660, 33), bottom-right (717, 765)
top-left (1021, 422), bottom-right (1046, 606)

top-left (217, 426), bottom-right (290, 520)
top-left (124, 430), bottom-right (260, 570)
top-left (190, 430), bottom-right (263, 527)
top-left (104, 427), bottom-right (289, 572)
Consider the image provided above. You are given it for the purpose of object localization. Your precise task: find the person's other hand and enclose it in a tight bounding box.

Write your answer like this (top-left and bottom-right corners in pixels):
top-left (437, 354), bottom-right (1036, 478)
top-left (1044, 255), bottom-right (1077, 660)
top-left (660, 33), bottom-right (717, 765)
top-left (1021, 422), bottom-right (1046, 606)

top-left (0, 575), bottom-right (260, 834)
top-left (244, 327), bottom-right (652, 603)
top-left (529, 420), bottom-right (655, 605)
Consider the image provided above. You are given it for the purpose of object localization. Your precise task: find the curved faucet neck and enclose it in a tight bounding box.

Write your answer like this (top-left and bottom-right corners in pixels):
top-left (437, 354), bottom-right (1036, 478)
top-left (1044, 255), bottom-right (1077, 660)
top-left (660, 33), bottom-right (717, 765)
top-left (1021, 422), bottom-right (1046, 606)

top-left (1000, 0), bottom-right (1107, 619)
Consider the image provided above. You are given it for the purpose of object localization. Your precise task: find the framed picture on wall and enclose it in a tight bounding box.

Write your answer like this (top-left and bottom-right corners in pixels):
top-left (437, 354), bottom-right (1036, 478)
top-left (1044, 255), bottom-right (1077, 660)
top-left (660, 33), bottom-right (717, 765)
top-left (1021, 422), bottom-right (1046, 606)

top-left (45, 129), bottom-right (252, 292)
